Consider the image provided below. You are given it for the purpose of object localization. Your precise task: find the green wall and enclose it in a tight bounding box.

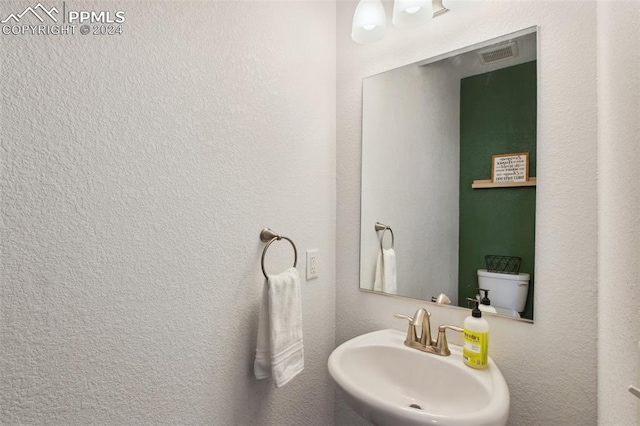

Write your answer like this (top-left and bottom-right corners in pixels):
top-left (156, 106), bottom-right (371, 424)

top-left (458, 61), bottom-right (536, 320)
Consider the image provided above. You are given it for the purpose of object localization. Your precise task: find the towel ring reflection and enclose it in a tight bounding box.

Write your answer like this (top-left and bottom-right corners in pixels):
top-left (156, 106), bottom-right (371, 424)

top-left (260, 228), bottom-right (298, 279)
top-left (374, 222), bottom-right (394, 250)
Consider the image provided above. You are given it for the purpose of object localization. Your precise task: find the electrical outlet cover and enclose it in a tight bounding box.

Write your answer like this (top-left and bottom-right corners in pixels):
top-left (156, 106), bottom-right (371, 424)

top-left (306, 249), bottom-right (319, 280)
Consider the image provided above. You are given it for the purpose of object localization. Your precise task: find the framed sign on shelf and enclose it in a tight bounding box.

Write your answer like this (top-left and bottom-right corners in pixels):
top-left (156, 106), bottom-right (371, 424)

top-left (491, 152), bottom-right (529, 184)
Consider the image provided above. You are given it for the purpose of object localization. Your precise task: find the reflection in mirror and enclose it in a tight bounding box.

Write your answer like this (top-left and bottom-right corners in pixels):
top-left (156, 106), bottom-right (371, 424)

top-left (359, 28), bottom-right (537, 322)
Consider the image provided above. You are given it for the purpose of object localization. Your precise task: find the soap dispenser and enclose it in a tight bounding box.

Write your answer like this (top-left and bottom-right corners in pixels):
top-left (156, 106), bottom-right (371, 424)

top-left (478, 288), bottom-right (497, 314)
top-left (463, 298), bottom-right (489, 369)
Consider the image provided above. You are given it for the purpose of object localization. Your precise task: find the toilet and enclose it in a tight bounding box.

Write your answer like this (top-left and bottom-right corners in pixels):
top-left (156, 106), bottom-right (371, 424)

top-left (477, 269), bottom-right (530, 318)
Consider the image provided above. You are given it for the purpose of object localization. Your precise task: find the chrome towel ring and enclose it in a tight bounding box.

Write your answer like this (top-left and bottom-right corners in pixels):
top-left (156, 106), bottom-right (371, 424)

top-left (260, 228), bottom-right (298, 279)
top-left (374, 222), bottom-right (394, 250)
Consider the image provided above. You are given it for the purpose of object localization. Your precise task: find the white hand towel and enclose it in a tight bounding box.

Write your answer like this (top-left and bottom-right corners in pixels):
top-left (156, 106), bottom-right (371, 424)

top-left (254, 267), bottom-right (304, 387)
top-left (373, 251), bottom-right (384, 292)
top-left (373, 248), bottom-right (397, 294)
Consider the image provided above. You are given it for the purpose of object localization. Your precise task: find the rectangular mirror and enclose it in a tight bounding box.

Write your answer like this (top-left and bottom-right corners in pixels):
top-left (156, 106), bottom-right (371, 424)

top-left (359, 28), bottom-right (537, 322)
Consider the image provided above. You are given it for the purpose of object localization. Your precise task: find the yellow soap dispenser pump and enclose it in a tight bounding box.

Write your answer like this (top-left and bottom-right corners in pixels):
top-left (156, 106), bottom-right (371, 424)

top-left (463, 298), bottom-right (489, 369)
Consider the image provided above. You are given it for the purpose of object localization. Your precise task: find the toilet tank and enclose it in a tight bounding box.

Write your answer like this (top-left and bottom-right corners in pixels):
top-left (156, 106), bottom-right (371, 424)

top-left (477, 269), bottom-right (530, 312)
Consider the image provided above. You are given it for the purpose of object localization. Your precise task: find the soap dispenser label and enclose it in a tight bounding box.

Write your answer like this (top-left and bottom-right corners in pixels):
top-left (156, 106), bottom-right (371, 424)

top-left (463, 330), bottom-right (488, 369)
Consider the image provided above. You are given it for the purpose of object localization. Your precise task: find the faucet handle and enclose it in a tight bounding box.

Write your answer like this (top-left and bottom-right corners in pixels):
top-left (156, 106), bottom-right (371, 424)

top-left (393, 313), bottom-right (413, 322)
top-left (435, 324), bottom-right (463, 356)
top-left (393, 308), bottom-right (426, 326)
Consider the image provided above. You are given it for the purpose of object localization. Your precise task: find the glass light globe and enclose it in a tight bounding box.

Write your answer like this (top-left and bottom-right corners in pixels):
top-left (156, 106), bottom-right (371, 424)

top-left (351, 0), bottom-right (387, 43)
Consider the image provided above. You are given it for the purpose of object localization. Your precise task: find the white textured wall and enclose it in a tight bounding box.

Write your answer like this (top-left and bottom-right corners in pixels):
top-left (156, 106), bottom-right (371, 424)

top-left (597, 1), bottom-right (640, 424)
top-left (337, 1), bottom-right (598, 424)
top-left (1, 1), bottom-right (336, 424)
top-left (360, 62), bottom-right (459, 302)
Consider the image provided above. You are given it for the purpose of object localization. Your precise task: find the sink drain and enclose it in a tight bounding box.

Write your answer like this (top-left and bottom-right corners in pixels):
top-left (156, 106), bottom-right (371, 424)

top-left (409, 404), bottom-right (422, 410)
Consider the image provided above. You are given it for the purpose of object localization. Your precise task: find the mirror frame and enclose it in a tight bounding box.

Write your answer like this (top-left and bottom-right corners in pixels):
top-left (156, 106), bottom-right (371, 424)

top-left (358, 26), bottom-right (539, 324)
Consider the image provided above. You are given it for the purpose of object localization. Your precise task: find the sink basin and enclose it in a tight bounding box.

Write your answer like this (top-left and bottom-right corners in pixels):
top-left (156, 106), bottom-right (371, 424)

top-left (328, 329), bottom-right (509, 426)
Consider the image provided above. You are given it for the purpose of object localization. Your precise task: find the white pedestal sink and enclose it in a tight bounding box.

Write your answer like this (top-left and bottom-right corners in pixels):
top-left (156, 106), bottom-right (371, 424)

top-left (328, 329), bottom-right (509, 426)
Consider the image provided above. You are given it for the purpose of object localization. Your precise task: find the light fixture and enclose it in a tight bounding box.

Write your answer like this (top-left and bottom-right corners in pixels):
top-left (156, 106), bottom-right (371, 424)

top-left (392, 0), bottom-right (433, 29)
top-left (351, 0), bottom-right (387, 44)
top-left (351, 0), bottom-right (455, 43)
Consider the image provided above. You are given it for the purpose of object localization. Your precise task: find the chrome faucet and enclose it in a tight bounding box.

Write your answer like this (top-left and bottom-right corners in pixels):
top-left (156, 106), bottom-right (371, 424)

top-left (394, 308), bottom-right (463, 356)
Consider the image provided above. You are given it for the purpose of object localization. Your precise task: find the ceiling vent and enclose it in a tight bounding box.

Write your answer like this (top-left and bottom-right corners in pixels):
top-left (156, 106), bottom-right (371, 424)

top-left (478, 42), bottom-right (519, 65)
